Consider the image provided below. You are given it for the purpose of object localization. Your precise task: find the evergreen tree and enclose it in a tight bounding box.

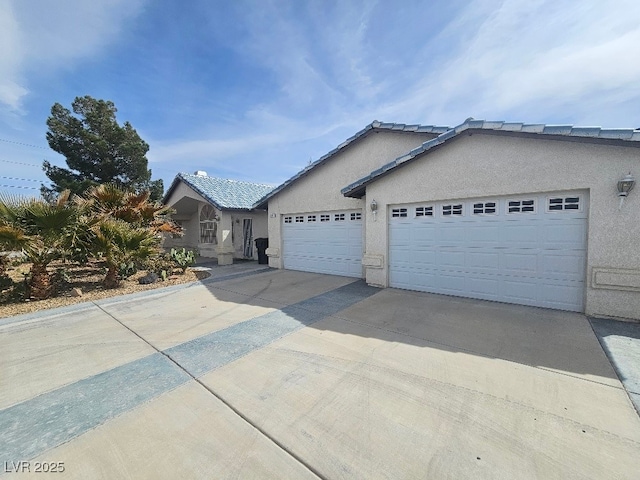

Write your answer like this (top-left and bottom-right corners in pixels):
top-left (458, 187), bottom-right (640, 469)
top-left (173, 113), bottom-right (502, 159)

top-left (43, 96), bottom-right (163, 200)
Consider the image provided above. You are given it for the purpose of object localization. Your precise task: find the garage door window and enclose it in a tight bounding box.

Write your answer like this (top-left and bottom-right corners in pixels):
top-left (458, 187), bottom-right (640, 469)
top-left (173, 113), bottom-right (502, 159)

top-left (307, 215), bottom-right (316, 222)
top-left (335, 213), bottom-right (346, 221)
top-left (507, 199), bottom-right (535, 213)
top-left (392, 208), bottom-right (408, 218)
top-left (295, 216), bottom-right (304, 223)
top-left (442, 204), bottom-right (463, 216)
top-left (473, 202), bottom-right (497, 215)
top-left (548, 196), bottom-right (581, 212)
top-left (320, 214), bottom-right (330, 222)
top-left (350, 212), bottom-right (362, 220)
top-left (415, 206), bottom-right (434, 217)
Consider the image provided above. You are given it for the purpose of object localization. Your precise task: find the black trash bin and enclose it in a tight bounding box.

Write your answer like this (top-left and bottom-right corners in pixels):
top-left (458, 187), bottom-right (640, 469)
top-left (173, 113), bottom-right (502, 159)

top-left (254, 238), bottom-right (269, 264)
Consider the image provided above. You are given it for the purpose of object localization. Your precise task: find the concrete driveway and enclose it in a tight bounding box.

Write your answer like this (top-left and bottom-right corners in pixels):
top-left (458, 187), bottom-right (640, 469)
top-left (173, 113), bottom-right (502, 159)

top-left (1, 268), bottom-right (639, 479)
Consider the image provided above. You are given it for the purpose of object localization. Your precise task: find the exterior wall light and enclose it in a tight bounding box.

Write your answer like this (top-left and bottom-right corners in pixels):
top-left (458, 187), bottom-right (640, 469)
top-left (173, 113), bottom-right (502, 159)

top-left (617, 172), bottom-right (635, 210)
top-left (370, 199), bottom-right (378, 222)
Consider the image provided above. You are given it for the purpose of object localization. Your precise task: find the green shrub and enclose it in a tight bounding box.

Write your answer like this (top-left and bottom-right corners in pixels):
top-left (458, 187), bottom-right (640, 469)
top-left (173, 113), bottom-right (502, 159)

top-left (144, 254), bottom-right (175, 281)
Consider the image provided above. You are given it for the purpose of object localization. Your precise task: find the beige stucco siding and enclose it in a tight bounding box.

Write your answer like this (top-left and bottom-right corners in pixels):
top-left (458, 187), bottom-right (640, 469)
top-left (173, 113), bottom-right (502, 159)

top-left (363, 132), bottom-right (640, 319)
top-left (267, 130), bottom-right (437, 268)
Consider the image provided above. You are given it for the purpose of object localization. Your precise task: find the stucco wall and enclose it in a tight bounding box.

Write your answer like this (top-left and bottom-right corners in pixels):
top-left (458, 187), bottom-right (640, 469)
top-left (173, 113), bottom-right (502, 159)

top-left (267, 130), bottom-right (437, 268)
top-left (363, 132), bottom-right (640, 319)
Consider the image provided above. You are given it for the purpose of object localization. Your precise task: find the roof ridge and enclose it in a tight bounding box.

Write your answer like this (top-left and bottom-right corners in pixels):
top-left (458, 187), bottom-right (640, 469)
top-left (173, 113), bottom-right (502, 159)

top-left (178, 172), bottom-right (275, 187)
top-left (341, 117), bottom-right (640, 197)
top-left (251, 120), bottom-right (451, 208)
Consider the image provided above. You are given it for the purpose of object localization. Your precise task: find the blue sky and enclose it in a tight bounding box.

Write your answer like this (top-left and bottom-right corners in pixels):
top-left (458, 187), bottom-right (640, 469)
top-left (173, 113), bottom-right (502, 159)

top-left (1, 0), bottom-right (639, 198)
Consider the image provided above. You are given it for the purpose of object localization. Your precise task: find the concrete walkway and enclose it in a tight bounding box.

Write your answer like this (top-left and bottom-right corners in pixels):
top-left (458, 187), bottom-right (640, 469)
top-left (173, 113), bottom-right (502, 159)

top-left (1, 270), bottom-right (639, 479)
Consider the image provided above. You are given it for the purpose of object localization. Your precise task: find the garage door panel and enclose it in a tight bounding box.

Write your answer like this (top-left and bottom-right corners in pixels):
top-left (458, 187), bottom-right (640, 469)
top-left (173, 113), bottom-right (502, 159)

top-left (438, 225), bottom-right (467, 244)
top-left (502, 278), bottom-right (539, 304)
top-left (438, 250), bottom-right (466, 269)
top-left (540, 253), bottom-right (585, 279)
top-left (502, 252), bottom-right (539, 273)
top-left (501, 224), bottom-right (541, 246)
top-left (437, 272), bottom-right (467, 294)
top-left (467, 276), bottom-right (500, 297)
top-left (467, 251), bottom-right (502, 270)
top-left (388, 192), bottom-right (587, 312)
top-left (283, 210), bottom-right (363, 278)
top-left (465, 223), bottom-right (503, 244)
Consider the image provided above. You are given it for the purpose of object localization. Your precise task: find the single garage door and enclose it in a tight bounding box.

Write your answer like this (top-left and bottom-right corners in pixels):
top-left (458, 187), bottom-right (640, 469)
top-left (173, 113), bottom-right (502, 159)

top-left (389, 192), bottom-right (587, 311)
top-left (283, 210), bottom-right (363, 277)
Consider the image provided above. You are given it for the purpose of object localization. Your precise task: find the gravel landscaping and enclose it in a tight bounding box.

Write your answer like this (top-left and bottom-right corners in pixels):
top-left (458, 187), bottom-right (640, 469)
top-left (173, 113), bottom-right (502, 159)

top-left (0, 261), bottom-right (209, 319)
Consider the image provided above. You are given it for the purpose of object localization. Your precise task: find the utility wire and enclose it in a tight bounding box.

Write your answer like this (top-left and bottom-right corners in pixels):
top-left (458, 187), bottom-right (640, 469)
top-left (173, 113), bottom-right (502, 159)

top-left (0, 176), bottom-right (49, 183)
top-left (0, 158), bottom-right (43, 168)
top-left (0, 184), bottom-right (41, 190)
top-left (0, 138), bottom-right (50, 150)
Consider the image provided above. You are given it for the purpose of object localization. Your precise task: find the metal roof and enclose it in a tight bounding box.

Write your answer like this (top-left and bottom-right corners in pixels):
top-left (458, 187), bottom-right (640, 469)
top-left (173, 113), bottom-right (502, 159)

top-left (341, 119), bottom-right (640, 198)
top-left (251, 120), bottom-right (450, 208)
top-left (164, 173), bottom-right (274, 210)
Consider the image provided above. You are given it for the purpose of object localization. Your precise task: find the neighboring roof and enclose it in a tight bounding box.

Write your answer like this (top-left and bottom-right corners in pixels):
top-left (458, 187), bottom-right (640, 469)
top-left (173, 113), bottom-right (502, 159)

top-left (252, 120), bottom-right (450, 208)
top-left (342, 119), bottom-right (640, 198)
top-left (164, 173), bottom-right (274, 210)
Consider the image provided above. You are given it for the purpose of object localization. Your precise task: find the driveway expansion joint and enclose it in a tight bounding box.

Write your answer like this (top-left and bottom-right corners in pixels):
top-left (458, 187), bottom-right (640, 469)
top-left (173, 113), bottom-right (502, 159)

top-left (0, 278), bottom-right (378, 475)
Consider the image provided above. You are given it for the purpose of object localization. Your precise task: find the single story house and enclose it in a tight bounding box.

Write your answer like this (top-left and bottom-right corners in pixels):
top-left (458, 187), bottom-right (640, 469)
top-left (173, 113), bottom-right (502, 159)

top-left (163, 172), bottom-right (272, 264)
top-left (252, 119), bottom-right (640, 320)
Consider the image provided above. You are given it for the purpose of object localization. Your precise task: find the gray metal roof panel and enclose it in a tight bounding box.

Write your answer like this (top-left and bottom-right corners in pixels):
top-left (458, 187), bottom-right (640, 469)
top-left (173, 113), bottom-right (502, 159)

top-left (542, 125), bottom-right (573, 135)
top-left (521, 124), bottom-right (546, 133)
top-left (598, 129), bottom-right (635, 140)
top-left (501, 123), bottom-right (524, 132)
top-left (569, 127), bottom-right (601, 137)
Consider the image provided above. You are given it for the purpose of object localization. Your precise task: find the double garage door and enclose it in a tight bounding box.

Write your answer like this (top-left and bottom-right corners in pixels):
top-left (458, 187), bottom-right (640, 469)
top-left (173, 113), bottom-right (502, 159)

top-left (282, 210), bottom-right (363, 277)
top-left (389, 192), bottom-right (587, 312)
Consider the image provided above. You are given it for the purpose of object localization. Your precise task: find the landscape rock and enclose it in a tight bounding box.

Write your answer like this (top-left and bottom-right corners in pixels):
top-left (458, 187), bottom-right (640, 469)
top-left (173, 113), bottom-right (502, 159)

top-left (70, 288), bottom-right (83, 297)
top-left (139, 272), bottom-right (159, 285)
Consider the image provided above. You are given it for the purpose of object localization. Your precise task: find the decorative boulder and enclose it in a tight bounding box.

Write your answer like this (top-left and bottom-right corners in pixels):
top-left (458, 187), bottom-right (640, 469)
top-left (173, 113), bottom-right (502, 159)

top-left (139, 272), bottom-right (159, 285)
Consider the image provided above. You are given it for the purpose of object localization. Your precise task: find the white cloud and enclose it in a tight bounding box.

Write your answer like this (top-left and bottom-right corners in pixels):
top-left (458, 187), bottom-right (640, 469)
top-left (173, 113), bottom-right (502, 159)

top-left (381, 0), bottom-right (640, 124)
top-left (0, 0), bottom-right (146, 114)
top-left (0, 1), bottom-right (27, 111)
top-left (150, 0), bottom-right (640, 186)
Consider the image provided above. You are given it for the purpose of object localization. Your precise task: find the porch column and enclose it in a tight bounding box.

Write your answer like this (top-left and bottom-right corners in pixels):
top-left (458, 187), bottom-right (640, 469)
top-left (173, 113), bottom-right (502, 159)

top-left (215, 211), bottom-right (234, 265)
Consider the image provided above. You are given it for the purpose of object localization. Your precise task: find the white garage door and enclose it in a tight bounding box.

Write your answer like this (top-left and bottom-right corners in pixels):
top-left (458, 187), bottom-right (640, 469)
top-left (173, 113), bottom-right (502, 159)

top-left (389, 192), bottom-right (587, 311)
top-left (283, 210), bottom-right (363, 277)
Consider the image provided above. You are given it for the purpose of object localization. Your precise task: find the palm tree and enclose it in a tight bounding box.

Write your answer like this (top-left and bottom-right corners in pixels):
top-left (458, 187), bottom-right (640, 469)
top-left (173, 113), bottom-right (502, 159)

top-left (79, 184), bottom-right (181, 234)
top-left (0, 191), bottom-right (79, 299)
top-left (91, 219), bottom-right (159, 288)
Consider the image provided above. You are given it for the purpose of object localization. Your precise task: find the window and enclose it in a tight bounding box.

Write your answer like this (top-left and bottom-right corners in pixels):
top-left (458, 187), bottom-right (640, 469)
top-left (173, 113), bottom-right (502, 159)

top-left (334, 213), bottom-right (346, 221)
top-left (391, 208), bottom-right (408, 218)
top-left (307, 215), bottom-right (316, 222)
top-left (507, 199), bottom-right (535, 213)
top-left (415, 206), bottom-right (433, 217)
top-left (442, 204), bottom-right (463, 216)
top-left (199, 204), bottom-right (218, 244)
top-left (548, 196), bottom-right (581, 211)
top-left (320, 214), bottom-right (330, 222)
top-left (473, 202), bottom-right (496, 215)
top-left (350, 212), bottom-right (362, 220)
top-left (295, 216), bottom-right (304, 223)
top-left (284, 216), bottom-right (292, 224)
